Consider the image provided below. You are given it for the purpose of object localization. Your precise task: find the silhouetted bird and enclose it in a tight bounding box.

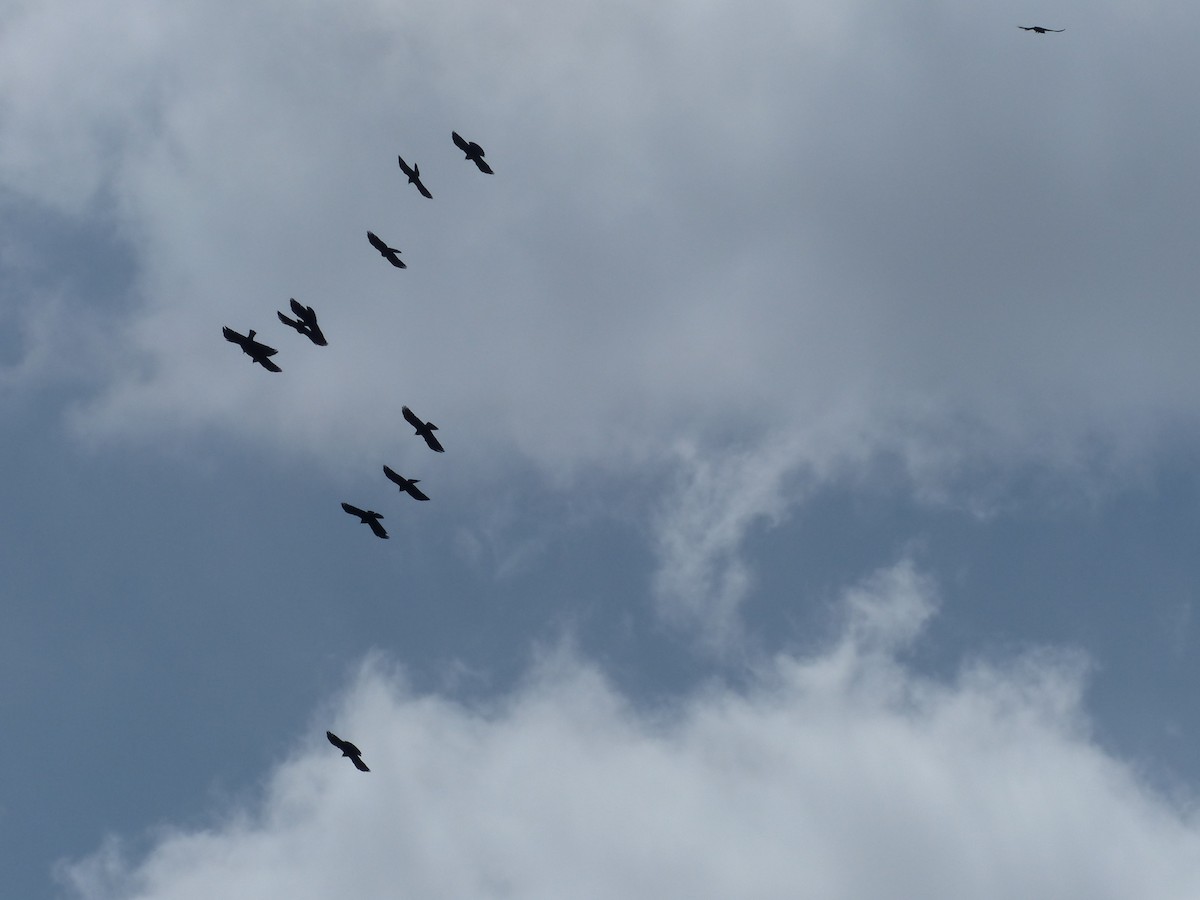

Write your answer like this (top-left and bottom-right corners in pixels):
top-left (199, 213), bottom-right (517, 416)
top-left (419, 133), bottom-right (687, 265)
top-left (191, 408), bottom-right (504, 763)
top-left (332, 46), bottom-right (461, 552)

top-left (1018, 25), bottom-right (1064, 32)
top-left (277, 298), bottom-right (328, 346)
top-left (222, 326), bottom-right (281, 372)
top-left (397, 155), bottom-right (433, 199)
top-left (367, 231), bottom-right (406, 268)
top-left (341, 502), bottom-right (389, 539)
top-left (326, 731), bottom-right (370, 771)
top-left (452, 131), bottom-right (493, 174)
top-left (383, 465), bottom-right (430, 501)
top-left (402, 405), bottom-right (444, 452)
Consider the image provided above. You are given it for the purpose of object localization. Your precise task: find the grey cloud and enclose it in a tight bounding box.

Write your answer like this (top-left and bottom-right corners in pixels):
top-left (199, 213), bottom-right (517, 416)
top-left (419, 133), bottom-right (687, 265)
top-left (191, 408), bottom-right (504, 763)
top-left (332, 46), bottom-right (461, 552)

top-left (59, 563), bottom-right (1200, 899)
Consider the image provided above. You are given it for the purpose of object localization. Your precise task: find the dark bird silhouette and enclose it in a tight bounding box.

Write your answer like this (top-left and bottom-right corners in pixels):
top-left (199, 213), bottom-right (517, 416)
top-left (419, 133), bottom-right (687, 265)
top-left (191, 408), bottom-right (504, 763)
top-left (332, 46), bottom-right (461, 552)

top-left (452, 131), bottom-right (493, 174)
top-left (222, 326), bottom-right (281, 372)
top-left (383, 465), bottom-right (430, 501)
top-left (397, 155), bottom-right (433, 199)
top-left (402, 405), bottom-right (444, 453)
top-left (326, 731), bottom-right (370, 771)
top-left (277, 298), bottom-right (328, 346)
top-left (341, 502), bottom-right (389, 539)
top-left (1018, 25), bottom-right (1064, 32)
top-left (367, 231), bottom-right (406, 268)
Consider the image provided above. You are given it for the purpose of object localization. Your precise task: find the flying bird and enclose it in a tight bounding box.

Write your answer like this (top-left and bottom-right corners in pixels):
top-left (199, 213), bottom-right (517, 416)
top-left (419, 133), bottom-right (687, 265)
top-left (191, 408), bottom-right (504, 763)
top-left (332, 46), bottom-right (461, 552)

top-left (383, 465), bottom-right (430, 501)
top-left (452, 131), bottom-right (493, 174)
top-left (402, 405), bottom-right (444, 453)
top-left (341, 502), bottom-right (389, 539)
top-left (277, 298), bottom-right (328, 346)
top-left (397, 155), bottom-right (433, 199)
top-left (1018, 25), bottom-right (1064, 32)
top-left (222, 326), bottom-right (281, 372)
top-left (326, 731), bottom-right (370, 771)
top-left (367, 231), bottom-right (406, 268)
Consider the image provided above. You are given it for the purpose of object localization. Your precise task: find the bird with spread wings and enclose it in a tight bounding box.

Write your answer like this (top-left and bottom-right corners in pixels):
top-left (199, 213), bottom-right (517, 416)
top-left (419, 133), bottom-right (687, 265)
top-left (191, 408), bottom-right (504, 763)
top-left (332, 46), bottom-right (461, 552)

top-left (452, 131), bottom-right (493, 175)
top-left (222, 327), bottom-right (281, 372)
top-left (397, 155), bottom-right (433, 199)
top-left (1018, 25), bottom-right (1064, 33)
top-left (277, 298), bottom-right (328, 346)
top-left (402, 405), bottom-right (445, 453)
top-left (326, 731), bottom-right (370, 771)
top-left (341, 502), bottom-right (389, 539)
top-left (367, 231), bottom-right (406, 268)
top-left (384, 465), bottom-right (430, 501)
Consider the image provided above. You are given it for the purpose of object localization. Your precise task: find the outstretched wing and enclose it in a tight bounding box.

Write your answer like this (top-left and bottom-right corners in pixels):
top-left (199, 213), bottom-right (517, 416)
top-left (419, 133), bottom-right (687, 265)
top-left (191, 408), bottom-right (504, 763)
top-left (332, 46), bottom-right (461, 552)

top-left (382, 464), bottom-right (404, 487)
top-left (422, 431), bottom-right (445, 453)
top-left (415, 179), bottom-right (433, 199)
top-left (351, 755), bottom-right (370, 772)
top-left (277, 311), bottom-right (302, 331)
top-left (452, 131), bottom-right (470, 154)
top-left (257, 356), bottom-right (282, 373)
top-left (474, 157), bottom-right (494, 175)
top-left (342, 501), bottom-right (367, 518)
top-left (367, 516), bottom-right (389, 539)
top-left (222, 326), bottom-right (246, 346)
top-left (397, 155), bottom-right (416, 178)
top-left (306, 323), bottom-right (328, 346)
top-left (405, 482), bottom-right (430, 501)
top-left (402, 405), bottom-right (424, 431)
top-left (327, 730), bottom-right (349, 752)
top-left (367, 231), bottom-right (386, 252)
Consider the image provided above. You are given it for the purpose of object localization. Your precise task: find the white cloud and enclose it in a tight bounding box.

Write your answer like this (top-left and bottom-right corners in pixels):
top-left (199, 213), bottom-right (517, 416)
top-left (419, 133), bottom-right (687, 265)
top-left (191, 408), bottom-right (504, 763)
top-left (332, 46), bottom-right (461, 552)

top-left (60, 563), bottom-right (1200, 900)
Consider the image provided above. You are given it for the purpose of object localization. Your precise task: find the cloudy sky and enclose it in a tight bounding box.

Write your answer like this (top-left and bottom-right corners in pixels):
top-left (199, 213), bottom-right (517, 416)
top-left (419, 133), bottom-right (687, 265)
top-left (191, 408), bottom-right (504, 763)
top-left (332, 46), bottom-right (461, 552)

top-left (4, 0), bottom-right (1200, 896)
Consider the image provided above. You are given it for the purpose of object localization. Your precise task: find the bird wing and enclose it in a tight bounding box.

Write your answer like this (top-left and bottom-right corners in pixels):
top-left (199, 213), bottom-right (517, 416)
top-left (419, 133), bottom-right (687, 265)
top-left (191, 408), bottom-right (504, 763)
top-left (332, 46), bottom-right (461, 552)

top-left (423, 431), bottom-right (445, 453)
top-left (327, 731), bottom-right (348, 751)
top-left (258, 356), bottom-right (283, 373)
top-left (382, 464), bottom-right (404, 487)
top-left (277, 311), bottom-right (302, 330)
top-left (474, 158), bottom-right (494, 175)
top-left (352, 755), bottom-right (370, 772)
top-left (397, 155), bottom-right (415, 178)
top-left (416, 180), bottom-right (433, 199)
top-left (368, 231), bottom-right (386, 252)
top-left (402, 406), bottom-right (424, 430)
top-left (307, 324), bottom-right (328, 346)
top-left (222, 326), bottom-right (246, 346)
top-left (388, 252), bottom-right (407, 269)
top-left (342, 502), bottom-right (367, 518)
top-left (406, 482), bottom-right (430, 501)
top-left (368, 517), bottom-right (389, 539)
top-left (452, 131), bottom-right (469, 153)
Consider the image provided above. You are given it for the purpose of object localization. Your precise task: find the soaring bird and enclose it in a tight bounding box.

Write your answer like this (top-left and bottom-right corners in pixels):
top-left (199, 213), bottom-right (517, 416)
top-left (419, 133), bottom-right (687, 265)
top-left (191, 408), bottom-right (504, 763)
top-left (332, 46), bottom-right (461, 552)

top-left (1018, 25), bottom-right (1064, 32)
top-left (402, 405), bottom-right (444, 453)
top-left (383, 465), bottom-right (430, 501)
top-left (326, 731), bottom-right (370, 771)
top-left (367, 231), bottom-right (406, 268)
top-left (397, 155), bottom-right (433, 199)
top-left (277, 298), bottom-right (328, 346)
top-left (452, 131), bottom-right (493, 175)
top-left (222, 326), bottom-right (281, 372)
top-left (341, 502), bottom-right (389, 539)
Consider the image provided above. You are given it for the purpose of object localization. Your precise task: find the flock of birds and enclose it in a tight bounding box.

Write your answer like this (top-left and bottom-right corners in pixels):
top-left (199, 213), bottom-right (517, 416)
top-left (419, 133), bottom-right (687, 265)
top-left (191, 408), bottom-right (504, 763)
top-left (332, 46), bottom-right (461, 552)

top-left (222, 130), bottom-right (494, 771)
top-left (230, 24), bottom-right (1068, 774)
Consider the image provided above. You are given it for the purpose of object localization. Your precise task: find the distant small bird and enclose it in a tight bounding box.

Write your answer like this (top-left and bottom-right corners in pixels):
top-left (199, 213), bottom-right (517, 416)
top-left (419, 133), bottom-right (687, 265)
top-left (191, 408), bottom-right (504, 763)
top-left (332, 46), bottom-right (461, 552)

top-left (452, 131), bottom-right (493, 175)
top-left (341, 502), bottom-right (389, 539)
top-left (222, 326), bottom-right (281, 372)
top-left (367, 231), bottom-right (406, 268)
top-left (326, 730), bottom-right (370, 771)
top-left (397, 155), bottom-right (433, 199)
top-left (384, 465), bottom-right (430, 501)
top-left (1018, 25), bottom-right (1064, 33)
top-left (402, 405), bottom-right (444, 453)
top-left (277, 298), bottom-right (328, 346)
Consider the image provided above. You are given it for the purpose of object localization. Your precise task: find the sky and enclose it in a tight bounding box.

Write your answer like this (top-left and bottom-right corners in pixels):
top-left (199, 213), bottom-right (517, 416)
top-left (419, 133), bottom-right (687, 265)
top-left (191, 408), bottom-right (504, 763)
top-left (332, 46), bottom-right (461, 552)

top-left (3, 0), bottom-right (1200, 896)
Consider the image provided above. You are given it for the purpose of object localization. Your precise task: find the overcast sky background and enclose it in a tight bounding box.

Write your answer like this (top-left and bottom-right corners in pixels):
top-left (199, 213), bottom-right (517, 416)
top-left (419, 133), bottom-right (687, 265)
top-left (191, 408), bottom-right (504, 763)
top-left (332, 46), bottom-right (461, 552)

top-left (4, 0), bottom-right (1200, 897)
